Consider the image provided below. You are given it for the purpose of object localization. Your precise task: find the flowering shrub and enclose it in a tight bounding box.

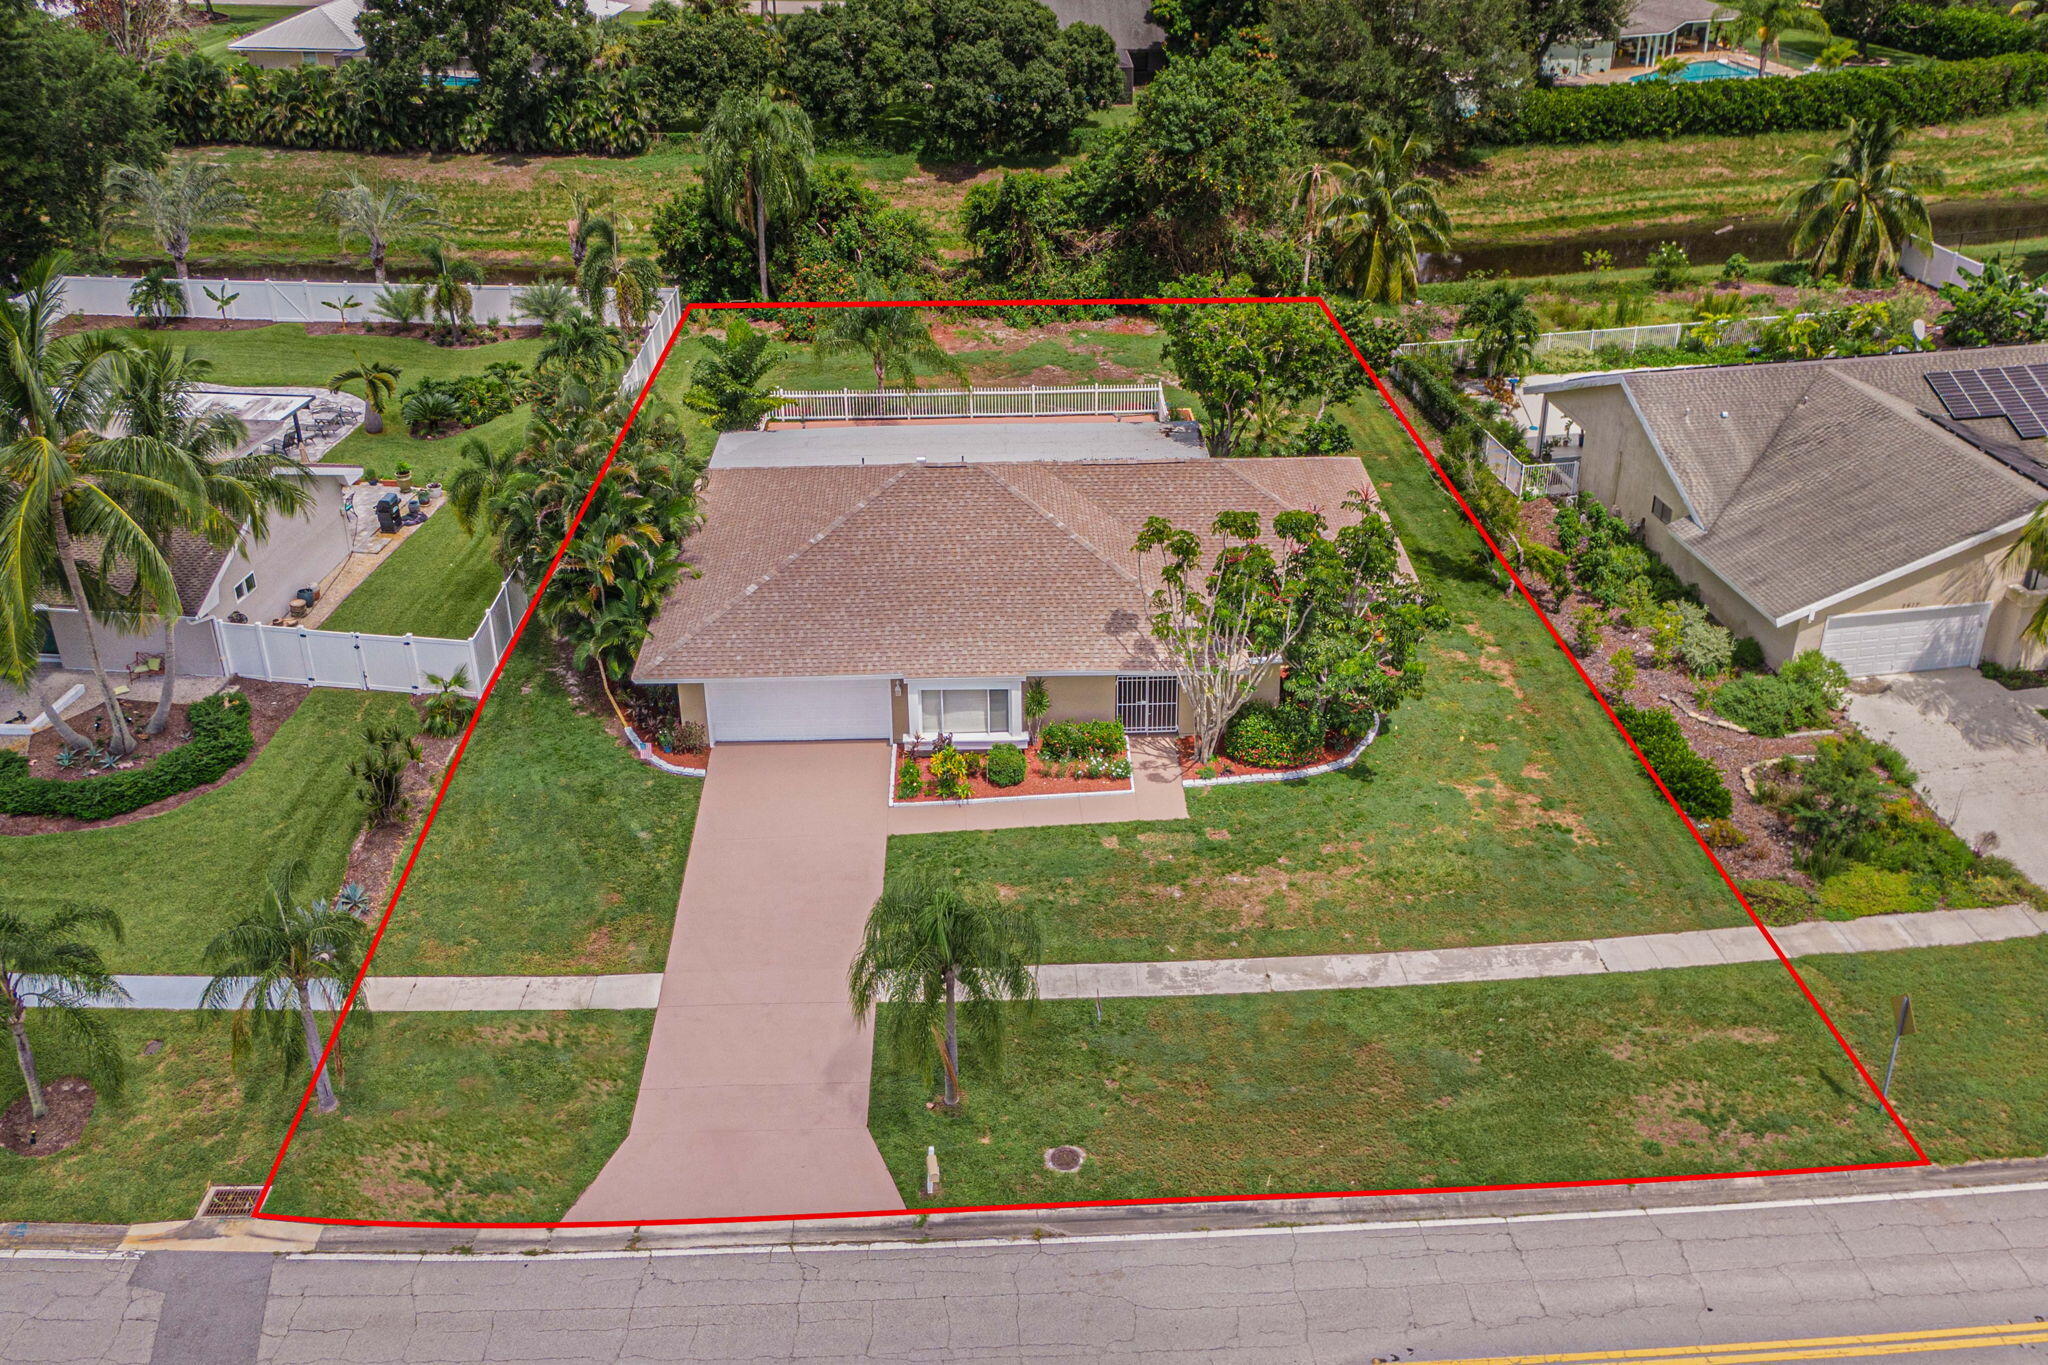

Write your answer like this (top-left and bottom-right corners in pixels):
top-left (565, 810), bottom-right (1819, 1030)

top-left (1219, 702), bottom-right (1324, 769)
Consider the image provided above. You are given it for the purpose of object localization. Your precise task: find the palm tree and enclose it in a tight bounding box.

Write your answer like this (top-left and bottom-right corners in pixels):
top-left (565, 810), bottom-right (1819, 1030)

top-left (848, 865), bottom-right (1043, 1110)
top-left (514, 280), bottom-right (581, 328)
top-left (0, 254), bottom-right (208, 757)
top-left (2007, 501), bottom-right (2048, 645)
top-left (200, 860), bottom-right (372, 1115)
top-left (577, 237), bottom-right (664, 336)
top-left (127, 269), bottom-right (186, 329)
top-left (1322, 135), bottom-right (1453, 307)
top-left (535, 309), bottom-right (630, 381)
top-left (1782, 115), bottom-right (1941, 286)
top-left (318, 175), bottom-right (444, 283)
top-left (1730, 0), bottom-right (1827, 74)
top-left (446, 434), bottom-right (517, 535)
top-left (329, 355), bottom-right (402, 435)
top-left (1458, 282), bottom-right (1541, 378)
top-left (700, 88), bottom-right (815, 303)
top-left (568, 189), bottom-right (614, 271)
top-left (420, 242), bottom-right (484, 347)
top-left (102, 161), bottom-right (245, 280)
top-left (682, 318), bottom-right (785, 431)
top-left (0, 903), bottom-right (127, 1123)
top-left (817, 285), bottom-right (963, 391)
top-left (1289, 160), bottom-right (1351, 291)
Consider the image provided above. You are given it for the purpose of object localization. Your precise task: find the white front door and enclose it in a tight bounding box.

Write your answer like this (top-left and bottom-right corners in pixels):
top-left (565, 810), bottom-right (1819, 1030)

top-left (1820, 603), bottom-right (1993, 676)
top-left (703, 678), bottom-right (891, 743)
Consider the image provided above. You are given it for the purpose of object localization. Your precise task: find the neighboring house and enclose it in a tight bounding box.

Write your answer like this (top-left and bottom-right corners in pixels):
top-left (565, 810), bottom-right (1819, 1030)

top-left (631, 415), bottom-right (1370, 745)
top-left (227, 0), bottom-right (627, 69)
top-left (1044, 0), bottom-right (1167, 97)
top-left (1525, 346), bottom-right (2048, 677)
top-left (1542, 0), bottom-right (1735, 80)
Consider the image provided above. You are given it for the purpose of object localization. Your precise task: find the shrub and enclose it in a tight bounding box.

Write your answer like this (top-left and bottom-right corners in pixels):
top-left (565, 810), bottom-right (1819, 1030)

top-left (985, 742), bottom-right (1027, 788)
top-left (1614, 576), bottom-right (1659, 629)
top-left (420, 668), bottom-right (474, 738)
top-left (896, 757), bottom-right (922, 800)
top-left (1648, 604), bottom-right (1685, 668)
top-left (1841, 1), bottom-right (2045, 60)
top-left (672, 720), bottom-right (709, 753)
top-left (1731, 636), bottom-right (1766, 672)
top-left (1612, 701), bottom-right (1733, 819)
top-left (1294, 411), bottom-right (1356, 454)
top-left (1789, 734), bottom-right (1890, 854)
top-left (1647, 241), bottom-right (1691, 291)
top-left (351, 723), bottom-right (421, 825)
top-left (1610, 648), bottom-right (1638, 695)
top-left (1219, 701), bottom-right (1325, 768)
top-left (1700, 816), bottom-right (1748, 849)
top-left (1718, 253), bottom-right (1751, 284)
top-left (1571, 603), bottom-right (1605, 656)
top-left (1577, 543), bottom-right (1652, 606)
top-left (1038, 719), bottom-right (1126, 761)
top-left (1816, 863), bottom-right (1937, 921)
top-left (1677, 609), bottom-right (1733, 678)
top-left (0, 692), bottom-right (254, 820)
top-left (1738, 877), bottom-right (1818, 925)
top-left (1707, 650), bottom-right (1847, 736)
top-left (925, 745), bottom-right (971, 800)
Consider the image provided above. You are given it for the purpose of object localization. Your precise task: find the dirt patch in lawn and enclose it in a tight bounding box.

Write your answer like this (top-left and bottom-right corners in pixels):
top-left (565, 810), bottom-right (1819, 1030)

top-left (344, 720), bottom-right (461, 914)
top-left (1, 681), bottom-right (306, 835)
top-left (0, 1077), bottom-right (97, 1156)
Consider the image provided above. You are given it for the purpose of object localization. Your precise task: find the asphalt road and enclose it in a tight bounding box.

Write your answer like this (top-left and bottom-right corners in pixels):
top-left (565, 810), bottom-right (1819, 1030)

top-left (6, 1183), bottom-right (2048, 1363)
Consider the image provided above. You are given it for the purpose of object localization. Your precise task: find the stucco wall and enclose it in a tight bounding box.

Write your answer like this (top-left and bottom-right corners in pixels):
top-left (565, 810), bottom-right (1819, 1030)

top-left (1782, 527), bottom-right (2047, 669)
top-left (1040, 675), bottom-right (1115, 726)
top-left (674, 682), bottom-right (707, 729)
top-left (203, 476), bottom-right (352, 624)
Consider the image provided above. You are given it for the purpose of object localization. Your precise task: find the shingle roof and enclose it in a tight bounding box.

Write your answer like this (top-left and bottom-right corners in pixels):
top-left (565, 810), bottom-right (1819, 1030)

top-left (40, 530), bottom-right (228, 616)
top-left (1043, 0), bottom-right (1165, 52)
top-left (1620, 0), bottom-right (1735, 37)
top-left (1590, 346), bottom-right (2048, 622)
top-left (228, 0), bottom-right (365, 54)
top-left (633, 457), bottom-right (1372, 681)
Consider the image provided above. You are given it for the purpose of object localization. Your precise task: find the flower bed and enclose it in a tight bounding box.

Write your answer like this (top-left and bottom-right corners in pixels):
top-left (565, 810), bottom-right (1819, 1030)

top-left (892, 742), bottom-right (1132, 803)
top-left (0, 691), bottom-right (256, 821)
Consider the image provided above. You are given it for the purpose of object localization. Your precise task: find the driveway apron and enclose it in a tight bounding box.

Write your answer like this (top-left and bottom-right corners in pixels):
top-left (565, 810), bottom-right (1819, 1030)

top-left (567, 741), bottom-right (905, 1224)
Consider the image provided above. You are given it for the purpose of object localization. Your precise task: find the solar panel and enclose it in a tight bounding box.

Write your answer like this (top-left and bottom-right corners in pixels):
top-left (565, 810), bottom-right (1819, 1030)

top-left (1925, 363), bottom-right (2048, 439)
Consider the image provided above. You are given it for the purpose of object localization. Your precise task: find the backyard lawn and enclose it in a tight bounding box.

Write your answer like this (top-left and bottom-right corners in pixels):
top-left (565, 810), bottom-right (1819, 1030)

top-left (0, 1009), bottom-right (649, 1226)
top-left (319, 508), bottom-right (504, 640)
top-left (0, 687), bottom-right (415, 975)
top-left (365, 643), bottom-right (700, 976)
top-left (887, 394), bottom-right (1740, 964)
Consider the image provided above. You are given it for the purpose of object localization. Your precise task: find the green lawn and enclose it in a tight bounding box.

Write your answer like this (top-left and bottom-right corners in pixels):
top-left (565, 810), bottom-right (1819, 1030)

top-left (174, 4), bottom-right (309, 59)
top-left (887, 397), bottom-right (1738, 964)
top-left (365, 644), bottom-right (700, 976)
top-left (0, 687), bottom-right (414, 975)
top-left (868, 953), bottom-right (1919, 1208)
top-left (0, 1009), bottom-right (648, 1226)
top-left (320, 509), bottom-right (504, 640)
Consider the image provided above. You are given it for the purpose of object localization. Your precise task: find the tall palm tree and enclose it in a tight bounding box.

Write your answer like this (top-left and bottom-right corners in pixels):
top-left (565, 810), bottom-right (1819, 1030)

top-left (848, 864), bottom-right (1043, 1110)
top-left (1322, 135), bottom-right (1453, 307)
top-left (0, 903), bottom-right (127, 1124)
top-left (577, 236), bottom-right (664, 336)
top-left (419, 242), bottom-right (484, 347)
top-left (700, 88), bottom-right (815, 303)
top-left (568, 189), bottom-right (614, 271)
top-left (1782, 115), bottom-right (1941, 286)
top-left (329, 355), bottom-right (402, 435)
top-left (319, 175), bottom-right (445, 283)
top-left (199, 859), bottom-right (372, 1116)
top-left (102, 161), bottom-right (245, 280)
top-left (1730, 0), bottom-right (1827, 74)
top-left (817, 285), bottom-right (963, 392)
top-left (1458, 282), bottom-right (1541, 378)
top-left (1289, 160), bottom-right (1351, 291)
top-left (0, 254), bottom-right (208, 757)
top-left (2007, 500), bottom-right (2048, 645)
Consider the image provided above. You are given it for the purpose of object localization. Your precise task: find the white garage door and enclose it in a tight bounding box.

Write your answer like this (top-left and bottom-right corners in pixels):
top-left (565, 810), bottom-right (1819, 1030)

top-left (703, 678), bottom-right (892, 743)
top-left (1820, 603), bottom-right (1993, 676)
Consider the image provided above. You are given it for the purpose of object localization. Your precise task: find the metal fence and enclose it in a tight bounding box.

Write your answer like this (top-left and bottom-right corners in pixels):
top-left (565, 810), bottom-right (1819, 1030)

top-left (1482, 430), bottom-right (1580, 498)
top-left (767, 382), bottom-right (1170, 423)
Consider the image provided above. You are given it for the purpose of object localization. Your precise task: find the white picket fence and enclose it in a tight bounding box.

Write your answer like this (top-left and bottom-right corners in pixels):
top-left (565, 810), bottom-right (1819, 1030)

top-left (768, 381), bottom-right (1170, 423)
top-left (1398, 310), bottom-right (1806, 366)
top-left (49, 274), bottom-right (681, 332)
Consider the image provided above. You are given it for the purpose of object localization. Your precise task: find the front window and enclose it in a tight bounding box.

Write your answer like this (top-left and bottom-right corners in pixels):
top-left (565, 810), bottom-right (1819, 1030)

top-left (919, 687), bottom-right (1009, 737)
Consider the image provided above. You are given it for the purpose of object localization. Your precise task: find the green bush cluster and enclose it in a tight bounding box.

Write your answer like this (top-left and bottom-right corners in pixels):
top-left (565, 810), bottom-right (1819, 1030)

top-left (1706, 650), bottom-right (1849, 736)
top-left (1219, 701), bottom-right (1326, 769)
top-left (400, 364), bottom-right (523, 436)
top-left (1506, 53), bottom-right (2048, 146)
top-left (1611, 701), bottom-right (1733, 819)
top-left (1830, 1), bottom-right (2045, 59)
top-left (1038, 719), bottom-right (1126, 761)
top-left (1294, 412), bottom-right (1356, 455)
top-left (984, 742), bottom-right (1027, 788)
top-left (0, 691), bottom-right (254, 820)
top-left (895, 757), bottom-right (922, 800)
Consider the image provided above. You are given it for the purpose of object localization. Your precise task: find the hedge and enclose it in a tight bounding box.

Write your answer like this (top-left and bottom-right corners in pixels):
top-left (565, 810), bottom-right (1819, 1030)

top-left (1610, 701), bottom-right (1733, 820)
top-left (0, 691), bottom-right (255, 821)
top-left (1505, 52), bottom-right (2048, 145)
top-left (1038, 719), bottom-right (1126, 760)
top-left (1833, 2), bottom-right (2044, 60)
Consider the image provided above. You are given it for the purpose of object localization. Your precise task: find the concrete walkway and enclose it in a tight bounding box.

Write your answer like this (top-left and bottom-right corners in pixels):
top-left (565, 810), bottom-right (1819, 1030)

top-left (886, 736), bottom-right (1187, 834)
top-left (1847, 668), bottom-right (2048, 886)
top-left (566, 741), bottom-right (905, 1224)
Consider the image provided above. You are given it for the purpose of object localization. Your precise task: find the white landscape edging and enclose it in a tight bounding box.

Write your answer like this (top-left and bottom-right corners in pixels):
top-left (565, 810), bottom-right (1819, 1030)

top-left (622, 725), bottom-right (706, 777)
top-left (1183, 716), bottom-right (1381, 789)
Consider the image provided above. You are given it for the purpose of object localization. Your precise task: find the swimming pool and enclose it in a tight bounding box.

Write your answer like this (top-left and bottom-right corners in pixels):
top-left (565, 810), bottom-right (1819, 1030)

top-left (1630, 58), bottom-right (1758, 81)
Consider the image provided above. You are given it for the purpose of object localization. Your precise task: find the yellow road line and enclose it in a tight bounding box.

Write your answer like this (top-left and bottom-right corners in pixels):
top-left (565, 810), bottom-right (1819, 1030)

top-left (1436, 1320), bottom-right (2048, 1364)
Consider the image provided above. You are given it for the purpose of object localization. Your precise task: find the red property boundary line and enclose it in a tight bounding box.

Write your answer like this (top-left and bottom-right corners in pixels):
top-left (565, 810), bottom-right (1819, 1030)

top-left (251, 294), bottom-right (1930, 1231)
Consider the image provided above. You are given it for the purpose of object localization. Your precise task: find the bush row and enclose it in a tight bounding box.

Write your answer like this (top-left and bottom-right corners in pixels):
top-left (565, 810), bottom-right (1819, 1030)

top-left (1610, 701), bottom-right (1733, 820)
top-left (1505, 53), bottom-right (2048, 145)
top-left (0, 691), bottom-right (254, 821)
top-left (1829, 1), bottom-right (2045, 60)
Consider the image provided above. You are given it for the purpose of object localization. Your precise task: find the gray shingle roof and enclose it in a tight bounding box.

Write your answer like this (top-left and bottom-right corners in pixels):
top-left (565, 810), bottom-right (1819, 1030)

top-left (228, 0), bottom-right (365, 54)
top-left (1620, 0), bottom-right (1735, 37)
top-left (633, 457), bottom-right (1371, 681)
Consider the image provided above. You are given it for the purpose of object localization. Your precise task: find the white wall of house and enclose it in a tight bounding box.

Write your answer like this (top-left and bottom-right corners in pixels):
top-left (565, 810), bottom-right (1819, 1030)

top-left (202, 474), bottom-right (354, 625)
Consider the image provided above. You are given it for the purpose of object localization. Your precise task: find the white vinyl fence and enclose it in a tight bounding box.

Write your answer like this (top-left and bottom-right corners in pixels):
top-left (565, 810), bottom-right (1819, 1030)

top-left (50, 274), bottom-right (681, 332)
top-left (1399, 311), bottom-right (1805, 366)
top-left (1900, 239), bottom-right (1989, 292)
top-left (1482, 430), bottom-right (1580, 499)
top-left (769, 381), bottom-right (1170, 423)
top-left (622, 288), bottom-right (685, 397)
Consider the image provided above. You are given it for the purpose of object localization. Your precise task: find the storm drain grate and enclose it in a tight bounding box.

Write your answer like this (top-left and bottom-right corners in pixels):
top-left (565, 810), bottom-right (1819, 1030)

top-left (196, 1185), bottom-right (263, 1218)
top-left (1043, 1145), bottom-right (1087, 1174)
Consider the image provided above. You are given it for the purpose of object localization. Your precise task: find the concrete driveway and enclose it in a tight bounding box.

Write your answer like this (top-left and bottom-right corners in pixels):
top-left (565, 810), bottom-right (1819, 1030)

top-left (1846, 667), bottom-right (2048, 885)
top-left (567, 742), bottom-right (905, 1225)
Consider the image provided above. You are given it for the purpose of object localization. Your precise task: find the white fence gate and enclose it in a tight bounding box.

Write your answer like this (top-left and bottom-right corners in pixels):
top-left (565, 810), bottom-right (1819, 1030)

top-left (768, 382), bottom-right (1169, 423)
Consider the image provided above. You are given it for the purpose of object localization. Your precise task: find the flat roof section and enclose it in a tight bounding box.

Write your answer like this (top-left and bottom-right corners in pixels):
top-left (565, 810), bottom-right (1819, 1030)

top-left (710, 418), bottom-right (1207, 469)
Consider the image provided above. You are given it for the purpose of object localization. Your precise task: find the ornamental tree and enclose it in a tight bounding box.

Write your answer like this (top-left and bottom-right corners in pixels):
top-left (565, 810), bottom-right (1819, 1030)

top-left (1158, 289), bottom-right (1365, 458)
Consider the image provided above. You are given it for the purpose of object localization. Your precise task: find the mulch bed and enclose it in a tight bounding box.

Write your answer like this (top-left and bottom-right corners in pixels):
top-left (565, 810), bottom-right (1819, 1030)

top-left (893, 747), bottom-right (1131, 803)
top-left (0, 1078), bottom-right (96, 1156)
top-left (1178, 738), bottom-right (1357, 781)
top-left (343, 717), bottom-right (462, 917)
top-left (0, 681), bottom-right (306, 836)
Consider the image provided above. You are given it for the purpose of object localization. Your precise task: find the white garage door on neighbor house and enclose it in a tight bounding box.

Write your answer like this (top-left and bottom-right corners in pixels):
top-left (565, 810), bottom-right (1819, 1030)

top-left (702, 678), bottom-right (892, 743)
top-left (1820, 603), bottom-right (1994, 676)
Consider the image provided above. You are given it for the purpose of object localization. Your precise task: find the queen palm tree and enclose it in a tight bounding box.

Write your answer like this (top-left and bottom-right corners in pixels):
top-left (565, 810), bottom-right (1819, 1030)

top-left (420, 242), bottom-right (484, 347)
top-left (0, 254), bottom-right (208, 758)
top-left (568, 189), bottom-right (614, 271)
top-left (319, 175), bottom-right (444, 283)
top-left (682, 318), bottom-right (785, 431)
top-left (200, 860), bottom-right (372, 1115)
top-left (817, 284), bottom-right (963, 391)
top-left (1782, 115), bottom-right (1941, 286)
top-left (848, 864), bottom-right (1043, 1110)
top-left (446, 434), bottom-right (518, 535)
top-left (102, 161), bottom-right (245, 280)
top-left (701, 88), bottom-right (815, 303)
top-left (1322, 135), bottom-right (1453, 307)
top-left (329, 355), bottom-right (402, 435)
top-left (1730, 0), bottom-right (1827, 74)
top-left (577, 237), bottom-right (664, 336)
top-left (0, 903), bottom-right (127, 1124)
top-left (1458, 282), bottom-right (1541, 378)
top-left (535, 308), bottom-right (629, 381)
